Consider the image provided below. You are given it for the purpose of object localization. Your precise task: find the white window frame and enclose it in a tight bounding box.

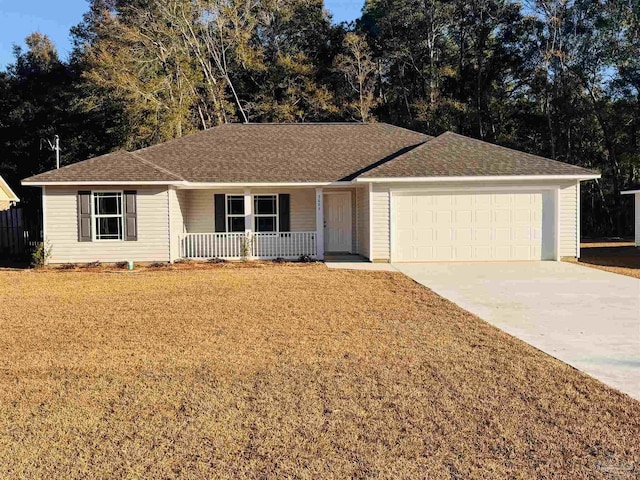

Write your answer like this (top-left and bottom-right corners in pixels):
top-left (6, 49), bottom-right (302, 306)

top-left (225, 194), bottom-right (246, 233)
top-left (91, 190), bottom-right (124, 242)
top-left (253, 194), bottom-right (279, 233)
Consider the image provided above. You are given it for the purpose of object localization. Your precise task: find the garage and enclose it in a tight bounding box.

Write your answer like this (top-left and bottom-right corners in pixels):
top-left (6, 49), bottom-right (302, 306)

top-left (392, 191), bottom-right (556, 262)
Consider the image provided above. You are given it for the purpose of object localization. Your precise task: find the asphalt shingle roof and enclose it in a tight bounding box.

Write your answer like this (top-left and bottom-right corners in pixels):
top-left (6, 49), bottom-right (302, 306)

top-left (22, 124), bottom-right (597, 184)
top-left (363, 132), bottom-right (595, 178)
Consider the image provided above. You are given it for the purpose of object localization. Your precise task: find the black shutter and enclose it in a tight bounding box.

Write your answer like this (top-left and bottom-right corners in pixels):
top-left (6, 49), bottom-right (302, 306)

top-left (77, 191), bottom-right (92, 242)
top-left (214, 194), bottom-right (226, 232)
top-left (124, 190), bottom-right (137, 241)
top-left (279, 194), bottom-right (290, 232)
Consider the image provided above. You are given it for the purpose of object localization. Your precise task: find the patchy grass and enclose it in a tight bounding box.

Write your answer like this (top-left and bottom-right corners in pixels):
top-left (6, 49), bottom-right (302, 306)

top-left (0, 265), bottom-right (638, 478)
top-left (566, 240), bottom-right (640, 279)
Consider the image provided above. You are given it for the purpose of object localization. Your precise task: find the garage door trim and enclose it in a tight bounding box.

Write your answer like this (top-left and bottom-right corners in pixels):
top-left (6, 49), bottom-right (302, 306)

top-left (389, 186), bottom-right (560, 262)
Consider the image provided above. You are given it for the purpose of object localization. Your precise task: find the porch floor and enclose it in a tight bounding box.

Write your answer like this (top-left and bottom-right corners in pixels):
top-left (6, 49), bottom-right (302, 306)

top-left (324, 254), bottom-right (397, 272)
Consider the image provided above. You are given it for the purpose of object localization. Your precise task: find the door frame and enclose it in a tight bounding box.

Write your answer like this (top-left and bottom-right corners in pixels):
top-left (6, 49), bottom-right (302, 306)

top-left (323, 191), bottom-right (353, 253)
top-left (389, 186), bottom-right (560, 263)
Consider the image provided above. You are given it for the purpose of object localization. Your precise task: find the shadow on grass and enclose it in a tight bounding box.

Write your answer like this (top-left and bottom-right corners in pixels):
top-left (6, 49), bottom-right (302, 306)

top-left (579, 244), bottom-right (640, 270)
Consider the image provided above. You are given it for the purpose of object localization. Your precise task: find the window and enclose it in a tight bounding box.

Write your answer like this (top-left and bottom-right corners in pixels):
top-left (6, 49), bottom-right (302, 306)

top-left (93, 192), bottom-right (123, 240)
top-left (226, 195), bottom-right (245, 232)
top-left (254, 195), bottom-right (278, 232)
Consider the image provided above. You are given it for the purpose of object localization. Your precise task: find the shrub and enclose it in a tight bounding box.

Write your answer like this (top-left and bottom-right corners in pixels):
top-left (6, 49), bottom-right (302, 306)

top-left (174, 258), bottom-right (192, 264)
top-left (115, 261), bottom-right (128, 269)
top-left (298, 255), bottom-right (315, 263)
top-left (30, 242), bottom-right (52, 268)
top-left (148, 262), bottom-right (168, 268)
top-left (59, 263), bottom-right (76, 270)
top-left (272, 257), bottom-right (287, 264)
top-left (83, 261), bottom-right (102, 269)
top-left (207, 257), bottom-right (226, 264)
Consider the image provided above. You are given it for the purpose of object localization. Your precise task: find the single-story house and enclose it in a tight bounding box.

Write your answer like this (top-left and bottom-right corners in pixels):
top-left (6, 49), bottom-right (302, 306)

top-left (621, 188), bottom-right (640, 247)
top-left (0, 174), bottom-right (19, 211)
top-left (22, 123), bottom-right (599, 264)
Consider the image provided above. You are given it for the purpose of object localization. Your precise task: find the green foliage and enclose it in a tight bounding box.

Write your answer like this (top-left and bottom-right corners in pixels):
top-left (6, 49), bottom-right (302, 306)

top-left (30, 242), bottom-right (52, 268)
top-left (0, 0), bottom-right (638, 237)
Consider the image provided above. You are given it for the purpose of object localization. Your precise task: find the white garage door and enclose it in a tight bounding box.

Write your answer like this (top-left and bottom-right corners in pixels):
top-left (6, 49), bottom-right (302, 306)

top-left (393, 192), bottom-right (551, 262)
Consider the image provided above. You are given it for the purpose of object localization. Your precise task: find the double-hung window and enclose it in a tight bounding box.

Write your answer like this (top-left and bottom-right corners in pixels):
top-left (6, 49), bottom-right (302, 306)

top-left (93, 192), bottom-right (124, 240)
top-left (226, 195), bottom-right (245, 232)
top-left (254, 195), bottom-right (278, 233)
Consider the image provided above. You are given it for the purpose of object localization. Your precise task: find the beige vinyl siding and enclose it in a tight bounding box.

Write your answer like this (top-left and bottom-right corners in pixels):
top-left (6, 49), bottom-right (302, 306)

top-left (169, 188), bottom-right (188, 261)
top-left (558, 182), bottom-right (578, 258)
top-left (184, 190), bottom-right (217, 233)
top-left (356, 186), bottom-right (370, 259)
top-left (283, 188), bottom-right (316, 232)
top-left (370, 180), bottom-right (582, 261)
top-left (44, 185), bottom-right (170, 264)
top-left (182, 188), bottom-right (316, 233)
top-left (0, 200), bottom-right (10, 211)
top-left (371, 184), bottom-right (390, 261)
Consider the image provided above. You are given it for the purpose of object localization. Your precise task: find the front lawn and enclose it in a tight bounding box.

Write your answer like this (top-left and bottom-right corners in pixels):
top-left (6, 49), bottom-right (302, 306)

top-left (0, 265), bottom-right (638, 478)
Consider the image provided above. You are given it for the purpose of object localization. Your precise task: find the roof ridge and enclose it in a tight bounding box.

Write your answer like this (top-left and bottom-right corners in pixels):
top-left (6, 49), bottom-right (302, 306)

top-left (378, 122), bottom-right (433, 139)
top-left (126, 152), bottom-right (185, 181)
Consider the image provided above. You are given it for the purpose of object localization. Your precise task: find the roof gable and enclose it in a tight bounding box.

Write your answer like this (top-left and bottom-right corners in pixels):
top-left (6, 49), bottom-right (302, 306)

top-left (0, 175), bottom-right (19, 201)
top-left (363, 132), bottom-right (596, 178)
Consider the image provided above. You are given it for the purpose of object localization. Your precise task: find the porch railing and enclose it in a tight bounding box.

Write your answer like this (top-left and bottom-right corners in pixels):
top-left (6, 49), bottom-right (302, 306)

top-left (178, 232), bottom-right (317, 260)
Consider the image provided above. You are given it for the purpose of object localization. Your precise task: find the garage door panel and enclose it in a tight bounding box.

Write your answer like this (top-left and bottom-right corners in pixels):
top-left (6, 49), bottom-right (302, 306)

top-left (454, 228), bottom-right (473, 242)
top-left (494, 228), bottom-right (511, 242)
top-left (474, 228), bottom-right (491, 242)
top-left (393, 191), bottom-right (551, 262)
top-left (494, 209), bottom-right (511, 223)
top-left (455, 210), bottom-right (473, 223)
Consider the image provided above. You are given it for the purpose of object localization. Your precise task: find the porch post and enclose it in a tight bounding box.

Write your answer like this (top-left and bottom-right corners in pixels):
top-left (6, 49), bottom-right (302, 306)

top-left (244, 188), bottom-right (253, 259)
top-left (244, 188), bottom-right (252, 233)
top-left (316, 188), bottom-right (324, 260)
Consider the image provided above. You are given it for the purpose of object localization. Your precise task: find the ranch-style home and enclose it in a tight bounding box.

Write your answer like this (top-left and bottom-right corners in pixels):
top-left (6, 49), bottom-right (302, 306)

top-left (22, 123), bottom-right (599, 264)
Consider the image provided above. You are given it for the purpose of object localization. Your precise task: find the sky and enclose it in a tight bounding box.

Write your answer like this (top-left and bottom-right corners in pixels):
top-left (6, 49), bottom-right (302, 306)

top-left (0, 0), bottom-right (364, 69)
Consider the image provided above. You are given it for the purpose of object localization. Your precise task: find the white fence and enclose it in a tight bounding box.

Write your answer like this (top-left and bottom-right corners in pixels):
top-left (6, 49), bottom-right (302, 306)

top-left (178, 232), bottom-right (317, 260)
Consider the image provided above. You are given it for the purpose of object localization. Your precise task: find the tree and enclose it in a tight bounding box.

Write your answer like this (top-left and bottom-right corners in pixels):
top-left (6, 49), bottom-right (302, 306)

top-left (335, 32), bottom-right (378, 121)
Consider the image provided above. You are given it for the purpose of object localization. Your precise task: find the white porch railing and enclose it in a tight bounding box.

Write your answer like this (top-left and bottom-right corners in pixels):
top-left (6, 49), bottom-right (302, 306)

top-left (178, 232), bottom-right (317, 260)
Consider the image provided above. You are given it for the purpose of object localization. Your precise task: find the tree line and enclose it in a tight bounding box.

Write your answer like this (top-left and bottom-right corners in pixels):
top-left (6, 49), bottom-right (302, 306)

top-left (0, 0), bottom-right (637, 237)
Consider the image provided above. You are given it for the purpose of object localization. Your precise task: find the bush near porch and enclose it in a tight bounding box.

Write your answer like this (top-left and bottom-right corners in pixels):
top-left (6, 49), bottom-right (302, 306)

top-left (0, 265), bottom-right (638, 478)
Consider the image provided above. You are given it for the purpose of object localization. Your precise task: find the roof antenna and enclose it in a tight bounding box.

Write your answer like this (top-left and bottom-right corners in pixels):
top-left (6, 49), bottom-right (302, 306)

top-left (41, 135), bottom-right (61, 169)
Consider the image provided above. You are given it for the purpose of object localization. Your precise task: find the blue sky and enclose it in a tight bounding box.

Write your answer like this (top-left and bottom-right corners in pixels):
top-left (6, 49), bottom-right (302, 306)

top-left (0, 0), bottom-right (364, 69)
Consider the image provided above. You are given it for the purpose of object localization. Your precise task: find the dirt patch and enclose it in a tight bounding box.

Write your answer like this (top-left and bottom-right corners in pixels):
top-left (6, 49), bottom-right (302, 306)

top-left (0, 266), bottom-right (638, 478)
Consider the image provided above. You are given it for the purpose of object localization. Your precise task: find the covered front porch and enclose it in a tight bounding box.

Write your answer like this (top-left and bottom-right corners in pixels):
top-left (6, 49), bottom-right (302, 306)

top-left (170, 186), bottom-right (368, 261)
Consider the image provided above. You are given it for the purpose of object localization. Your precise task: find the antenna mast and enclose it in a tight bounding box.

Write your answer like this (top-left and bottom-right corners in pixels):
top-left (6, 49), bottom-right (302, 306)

top-left (41, 135), bottom-right (61, 169)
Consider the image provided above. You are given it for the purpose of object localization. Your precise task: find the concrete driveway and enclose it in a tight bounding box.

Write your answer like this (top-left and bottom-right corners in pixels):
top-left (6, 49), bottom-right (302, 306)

top-left (393, 262), bottom-right (640, 400)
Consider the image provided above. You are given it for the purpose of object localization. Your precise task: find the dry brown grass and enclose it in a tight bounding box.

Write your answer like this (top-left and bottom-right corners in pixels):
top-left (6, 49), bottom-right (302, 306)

top-left (0, 264), bottom-right (639, 479)
top-left (566, 241), bottom-right (640, 279)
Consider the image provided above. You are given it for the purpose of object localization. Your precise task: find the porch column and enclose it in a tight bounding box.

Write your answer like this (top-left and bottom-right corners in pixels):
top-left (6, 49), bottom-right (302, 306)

top-left (316, 188), bottom-right (324, 260)
top-left (244, 188), bottom-right (253, 234)
top-left (244, 188), bottom-right (253, 259)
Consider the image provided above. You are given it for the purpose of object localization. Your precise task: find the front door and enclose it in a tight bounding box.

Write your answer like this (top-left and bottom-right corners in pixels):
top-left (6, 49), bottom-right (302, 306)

top-left (324, 192), bottom-right (352, 252)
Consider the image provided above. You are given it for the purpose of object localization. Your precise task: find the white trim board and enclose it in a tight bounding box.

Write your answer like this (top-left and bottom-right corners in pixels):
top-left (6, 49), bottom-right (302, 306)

top-left (357, 175), bottom-right (600, 183)
top-left (23, 181), bottom-right (186, 186)
top-left (23, 177), bottom-right (601, 187)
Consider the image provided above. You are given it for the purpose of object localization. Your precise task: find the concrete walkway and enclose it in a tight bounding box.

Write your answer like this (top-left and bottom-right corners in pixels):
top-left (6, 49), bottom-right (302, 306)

top-left (393, 262), bottom-right (640, 400)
